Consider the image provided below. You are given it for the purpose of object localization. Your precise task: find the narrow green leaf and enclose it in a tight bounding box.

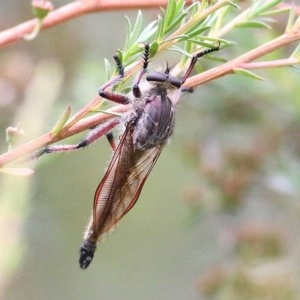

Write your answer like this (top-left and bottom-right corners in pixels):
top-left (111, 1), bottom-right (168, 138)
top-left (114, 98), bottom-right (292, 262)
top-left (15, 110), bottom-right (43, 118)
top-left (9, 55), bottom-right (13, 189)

top-left (165, 0), bottom-right (187, 33)
top-left (138, 20), bottom-right (157, 43)
top-left (156, 14), bottom-right (165, 42)
top-left (236, 20), bottom-right (272, 29)
top-left (166, 11), bottom-right (188, 35)
top-left (170, 45), bottom-right (193, 58)
top-left (248, 0), bottom-right (281, 18)
top-left (161, 34), bottom-right (189, 44)
top-left (225, 1), bottom-right (240, 10)
top-left (149, 41), bottom-right (159, 57)
top-left (164, 0), bottom-right (176, 30)
top-left (261, 7), bottom-right (291, 17)
top-left (129, 10), bottom-right (143, 45)
top-left (186, 38), bottom-right (220, 49)
top-left (51, 105), bottom-right (71, 135)
top-left (256, 0), bottom-right (282, 15)
top-left (185, 1), bottom-right (201, 14)
top-left (124, 15), bottom-right (132, 52)
top-left (234, 68), bottom-right (265, 80)
top-left (186, 26), bottom-right (211, 38)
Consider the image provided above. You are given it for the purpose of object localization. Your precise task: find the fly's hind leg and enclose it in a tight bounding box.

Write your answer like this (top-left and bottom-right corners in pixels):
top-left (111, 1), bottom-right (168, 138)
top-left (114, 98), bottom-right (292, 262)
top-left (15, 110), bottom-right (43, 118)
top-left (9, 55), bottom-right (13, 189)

top-left (32, 118), bottom-right (119, 159)
top-left (132, 43), bottom-right (150, 98)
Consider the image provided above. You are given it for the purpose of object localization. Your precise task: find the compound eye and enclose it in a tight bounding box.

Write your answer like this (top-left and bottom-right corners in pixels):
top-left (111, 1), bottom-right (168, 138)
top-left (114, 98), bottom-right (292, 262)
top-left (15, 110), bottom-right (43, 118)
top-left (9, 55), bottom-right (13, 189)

top-left (169, 76), bottom-right (182, 88)
top-left (146, 71), bottom-right (167, 83)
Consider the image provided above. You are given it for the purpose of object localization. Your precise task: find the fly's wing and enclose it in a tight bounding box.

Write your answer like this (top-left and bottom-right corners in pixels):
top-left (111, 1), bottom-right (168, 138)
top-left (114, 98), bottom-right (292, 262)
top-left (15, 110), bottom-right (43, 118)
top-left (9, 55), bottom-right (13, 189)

top-left (91, 123), bottom-right (164, 240)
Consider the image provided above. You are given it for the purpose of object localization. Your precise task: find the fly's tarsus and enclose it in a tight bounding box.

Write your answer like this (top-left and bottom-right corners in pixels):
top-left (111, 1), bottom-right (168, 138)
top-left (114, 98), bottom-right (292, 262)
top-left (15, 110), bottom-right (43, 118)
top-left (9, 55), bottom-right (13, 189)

top-left (113, 54), bottom-right (124, 78)
top-left (31, 118), bottom-right (120, 159)
top-left (133, 44), bottom-right (151, 98)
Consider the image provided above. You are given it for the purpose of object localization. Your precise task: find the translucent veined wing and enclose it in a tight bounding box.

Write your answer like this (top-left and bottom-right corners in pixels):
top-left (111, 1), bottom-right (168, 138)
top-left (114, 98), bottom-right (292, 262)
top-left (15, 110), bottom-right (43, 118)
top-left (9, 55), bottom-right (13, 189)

top-left (87, 122), bottom-right (165, 242)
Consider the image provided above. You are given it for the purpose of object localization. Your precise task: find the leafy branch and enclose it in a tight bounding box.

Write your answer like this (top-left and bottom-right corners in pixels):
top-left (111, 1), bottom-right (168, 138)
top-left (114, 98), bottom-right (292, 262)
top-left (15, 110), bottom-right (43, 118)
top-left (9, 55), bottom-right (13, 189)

top-left (0, 0), bottom-right (190, 47)
top-left (0, 0), bottom-right (300, 171)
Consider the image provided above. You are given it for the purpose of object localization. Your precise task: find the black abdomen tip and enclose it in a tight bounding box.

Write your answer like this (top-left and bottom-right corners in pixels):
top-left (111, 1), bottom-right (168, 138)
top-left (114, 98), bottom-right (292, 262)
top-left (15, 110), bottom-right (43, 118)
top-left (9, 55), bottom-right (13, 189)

top-left (79, 241), bottom-right (96, 269)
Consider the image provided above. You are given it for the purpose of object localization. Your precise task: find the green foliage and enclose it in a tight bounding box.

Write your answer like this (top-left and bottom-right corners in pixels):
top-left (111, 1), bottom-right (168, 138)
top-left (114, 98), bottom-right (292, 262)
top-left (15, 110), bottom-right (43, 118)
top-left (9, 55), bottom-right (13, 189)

top-left (108, 0), bottom-right (227, 82)
top-left (105, 0), bottom-right (299, 94)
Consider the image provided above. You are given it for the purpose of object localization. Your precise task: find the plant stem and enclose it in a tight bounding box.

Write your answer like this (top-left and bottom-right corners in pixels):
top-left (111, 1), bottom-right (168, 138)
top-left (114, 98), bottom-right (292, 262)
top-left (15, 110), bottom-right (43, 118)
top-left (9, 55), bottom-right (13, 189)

top-left (186, 31), bottom-right (300, 88)
top-left (0, 0), bottom-right (191, 48)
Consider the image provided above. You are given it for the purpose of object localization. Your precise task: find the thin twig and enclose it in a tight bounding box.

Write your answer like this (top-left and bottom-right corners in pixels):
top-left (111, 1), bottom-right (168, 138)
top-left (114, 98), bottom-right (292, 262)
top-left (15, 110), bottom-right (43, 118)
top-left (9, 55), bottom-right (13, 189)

top-left (0, 104), bottom-right (129, 166)
top-left (1, 29), bottom-right (300, 166)
top-left (0, 0), bottom-right (192, 48)
top-left (186, 31), bottom-right (300, 88)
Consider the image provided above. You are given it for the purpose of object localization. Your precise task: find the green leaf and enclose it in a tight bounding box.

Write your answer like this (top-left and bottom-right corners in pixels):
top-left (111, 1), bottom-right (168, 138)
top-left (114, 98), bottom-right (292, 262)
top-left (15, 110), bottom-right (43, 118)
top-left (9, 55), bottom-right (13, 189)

top-left (186, 38), bottom-right (220, 49)
top-left (225, 1), bottom-right (240, 10)
top-left (236, 20), bottom-right (272, 29)
top-left (156, 14), bottom-right (165, 42)
top-left (261, 7), bottom-right (291, 17)
top-left (248, 0), bottom-right (281, 18)
top-left (164, 0), bottom-right (187, 34)
top-left (234, 68), bottom-right (265, 80)
top-left (129, 10), bottom-right (143, 45)
top-left (138, 20), bottom-right (157, 43)
top-left (170, 45), bottom-right (193, 58)
top-left (149, 41), bottom-right (159, 57)
top-left (165, 11), bottom-right (188, 35)
top-left (124, 15), bottom-right (132, 52)
top-left (186, 26), bottom-right (211, 39)
top-left (164, 0), bottom-right (176, 30)
top-left (51, 105), bottom-right (71, 135)
top-left (162, 34), bottom-right (189, 44)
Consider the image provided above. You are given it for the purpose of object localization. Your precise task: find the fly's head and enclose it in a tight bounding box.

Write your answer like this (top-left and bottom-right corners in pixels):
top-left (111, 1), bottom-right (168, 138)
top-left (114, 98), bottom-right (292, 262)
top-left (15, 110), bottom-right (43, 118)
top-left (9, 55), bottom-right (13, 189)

top-left (145, 66), bottom-right (183, 96)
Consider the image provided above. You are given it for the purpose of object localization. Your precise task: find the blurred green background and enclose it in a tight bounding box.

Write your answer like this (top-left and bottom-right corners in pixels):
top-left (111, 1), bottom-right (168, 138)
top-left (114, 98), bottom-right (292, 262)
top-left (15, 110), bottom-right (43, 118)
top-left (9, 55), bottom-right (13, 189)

top-left (1, 1), bottom-right (300, 299)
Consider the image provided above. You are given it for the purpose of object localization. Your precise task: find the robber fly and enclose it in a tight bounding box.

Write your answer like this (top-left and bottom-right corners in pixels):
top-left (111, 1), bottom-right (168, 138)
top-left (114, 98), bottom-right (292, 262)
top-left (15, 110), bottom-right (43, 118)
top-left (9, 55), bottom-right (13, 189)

top-left (35, 43), bottom-right (220, 269)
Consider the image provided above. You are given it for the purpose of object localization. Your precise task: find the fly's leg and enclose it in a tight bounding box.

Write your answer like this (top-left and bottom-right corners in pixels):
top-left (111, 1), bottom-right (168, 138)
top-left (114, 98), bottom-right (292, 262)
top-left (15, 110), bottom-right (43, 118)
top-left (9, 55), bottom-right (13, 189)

top-left (99, 54), bottom-right (130, 104)
top-left (106, 132), bottom-right (117, 151)
top-left (33, 52), bottom-right (132, 159)
top-left (132, 43), bottom-right (150, 98)
top-left (33, 118), bottom-right (119, 159)
top-left (33, 45), bottom-right (151, 159)
top-left (181, 43), bottom-right (220, 86)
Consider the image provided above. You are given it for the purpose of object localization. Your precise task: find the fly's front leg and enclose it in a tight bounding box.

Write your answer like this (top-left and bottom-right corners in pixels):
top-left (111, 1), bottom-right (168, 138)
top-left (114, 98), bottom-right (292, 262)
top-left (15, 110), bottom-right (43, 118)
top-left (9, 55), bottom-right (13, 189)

top-left (33, 118), bottom-right (120, 159)
top-left (181, 43), bottom-right (220, 86)
top-left (99, 54), bottom-right (130, 105)
top-left (132, 43), bottom-right (150, 98)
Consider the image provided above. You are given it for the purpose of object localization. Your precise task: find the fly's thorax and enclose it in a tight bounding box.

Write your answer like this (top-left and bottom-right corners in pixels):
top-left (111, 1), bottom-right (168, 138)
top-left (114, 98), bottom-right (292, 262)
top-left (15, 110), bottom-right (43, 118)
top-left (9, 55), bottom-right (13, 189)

top-left (133, 87), bottom-right (176, 150)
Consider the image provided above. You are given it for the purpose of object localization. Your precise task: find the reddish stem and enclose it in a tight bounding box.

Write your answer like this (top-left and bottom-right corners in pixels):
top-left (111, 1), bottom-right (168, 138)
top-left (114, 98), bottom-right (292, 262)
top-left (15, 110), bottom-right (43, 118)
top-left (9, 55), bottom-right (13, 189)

top-left (0, 0), bottom-right (192, 48)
